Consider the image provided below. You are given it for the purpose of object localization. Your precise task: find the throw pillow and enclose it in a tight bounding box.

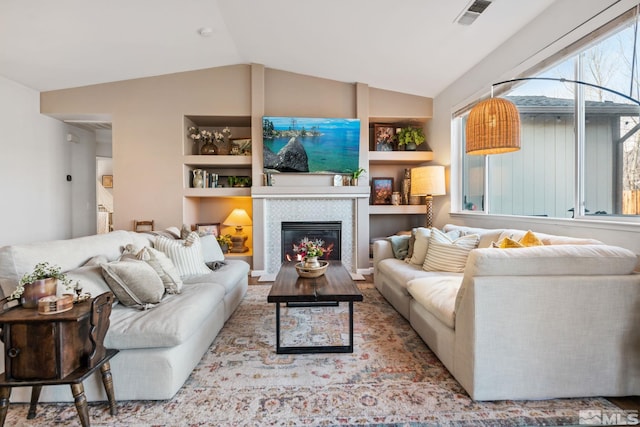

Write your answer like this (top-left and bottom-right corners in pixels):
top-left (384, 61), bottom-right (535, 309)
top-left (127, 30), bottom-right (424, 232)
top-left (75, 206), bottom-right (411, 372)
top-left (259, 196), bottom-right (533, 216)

top-left (388, 235), bottom-right (411, 260)
top-left (154, 232), bottom-right (211, 277)
top-left (135, 246), bottom-right (183, 294)
top-left (494, 230), bottom-right (544, 249)
top-left (199, 234), bottom-right (225, 263)
top-left (101, 259), bottom-right (165, 309)
top-left (423, 228), bottom-right (480, 273)
top-left (408, 228), bottom-right (432, 265)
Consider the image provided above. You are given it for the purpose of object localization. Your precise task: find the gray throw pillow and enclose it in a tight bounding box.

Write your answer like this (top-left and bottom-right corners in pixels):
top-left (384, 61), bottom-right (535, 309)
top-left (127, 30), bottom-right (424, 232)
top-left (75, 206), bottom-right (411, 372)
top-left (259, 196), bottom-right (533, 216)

top-left (388, 235), bottom-right (411, 260)
top-left (101, 259), bottom-right (165, 309)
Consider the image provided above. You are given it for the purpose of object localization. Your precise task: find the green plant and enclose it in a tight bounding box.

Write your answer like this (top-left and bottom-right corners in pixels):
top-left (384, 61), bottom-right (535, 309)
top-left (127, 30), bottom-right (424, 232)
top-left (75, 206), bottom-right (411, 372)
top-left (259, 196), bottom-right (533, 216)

top-left (396, 127), bottom-right (426, 146)
top-left (10, 262), bottom-right (76, 300)
top-left (217, 234), bottom-right (232, 247)
top-left (351, 167), bottom-right (367, 180)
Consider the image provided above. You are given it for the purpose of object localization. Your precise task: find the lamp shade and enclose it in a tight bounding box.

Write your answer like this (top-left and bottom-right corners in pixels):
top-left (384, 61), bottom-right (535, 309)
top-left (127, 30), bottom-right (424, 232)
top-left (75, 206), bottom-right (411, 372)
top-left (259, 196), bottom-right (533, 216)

top-left (466, 97), bottom-right (521, 155)
top-left (411, 166), bottom-right (446, 196)
top-left (223, 209), bottom-right (252, 227)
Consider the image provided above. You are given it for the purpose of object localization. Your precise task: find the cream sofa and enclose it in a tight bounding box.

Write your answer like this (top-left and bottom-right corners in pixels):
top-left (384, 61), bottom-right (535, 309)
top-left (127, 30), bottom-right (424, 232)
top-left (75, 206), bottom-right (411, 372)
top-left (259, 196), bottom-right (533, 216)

top-left (373, 224), bottom-right (640, 400)
top-left (0, 229), bottom-right (249, 402)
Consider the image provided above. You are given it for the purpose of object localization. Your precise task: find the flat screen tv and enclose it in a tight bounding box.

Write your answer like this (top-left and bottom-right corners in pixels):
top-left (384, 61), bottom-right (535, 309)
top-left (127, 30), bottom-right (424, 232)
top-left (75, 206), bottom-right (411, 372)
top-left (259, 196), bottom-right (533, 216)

top-left (263, 116), bottom-right (360, 173)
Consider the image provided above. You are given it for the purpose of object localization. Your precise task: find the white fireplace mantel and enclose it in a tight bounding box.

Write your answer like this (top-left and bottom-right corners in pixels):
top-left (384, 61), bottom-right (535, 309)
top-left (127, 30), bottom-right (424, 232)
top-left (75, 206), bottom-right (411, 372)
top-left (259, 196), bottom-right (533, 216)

top-left (251, 186), bottom-right (371, 279)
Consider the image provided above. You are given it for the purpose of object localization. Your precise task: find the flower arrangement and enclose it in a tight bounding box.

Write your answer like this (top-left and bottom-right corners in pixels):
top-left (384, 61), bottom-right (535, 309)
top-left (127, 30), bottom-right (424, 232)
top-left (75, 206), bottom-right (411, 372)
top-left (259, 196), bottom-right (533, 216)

top-left (293, 237), bottom-right (325, 258)
top-left (187, 126), bottom-right (232, 144)
top-left (9, 262), bottom-right (76, 301)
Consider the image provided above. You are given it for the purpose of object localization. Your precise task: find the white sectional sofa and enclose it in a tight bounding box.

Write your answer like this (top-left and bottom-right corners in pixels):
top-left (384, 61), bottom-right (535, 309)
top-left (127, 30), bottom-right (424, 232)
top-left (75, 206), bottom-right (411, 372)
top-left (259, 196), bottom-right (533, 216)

top-left (0, 229), bottom-right (249, 402)
top-left (373, 224), bottom-right (640, 401)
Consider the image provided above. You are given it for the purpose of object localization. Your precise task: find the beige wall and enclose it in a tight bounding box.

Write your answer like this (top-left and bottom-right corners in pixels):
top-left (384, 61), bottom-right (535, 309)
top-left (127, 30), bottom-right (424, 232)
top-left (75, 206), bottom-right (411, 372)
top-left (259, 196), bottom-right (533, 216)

top-left (41, 63), bottom-right (432, 260)
top-left (42, 65), bottom-right (252, 231)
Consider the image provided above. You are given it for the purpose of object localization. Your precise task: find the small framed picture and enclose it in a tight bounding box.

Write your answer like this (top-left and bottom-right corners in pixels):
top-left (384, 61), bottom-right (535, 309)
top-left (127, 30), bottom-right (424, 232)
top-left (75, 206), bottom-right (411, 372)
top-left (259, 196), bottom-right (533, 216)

top-left (196, 223), bottom-right (220, 236)
top-left (373, 124), bottom-right (396, 151)
top-left (372, 177), bottom-right (394, 205)
top-left (102, 175), bottom-right (113, 188)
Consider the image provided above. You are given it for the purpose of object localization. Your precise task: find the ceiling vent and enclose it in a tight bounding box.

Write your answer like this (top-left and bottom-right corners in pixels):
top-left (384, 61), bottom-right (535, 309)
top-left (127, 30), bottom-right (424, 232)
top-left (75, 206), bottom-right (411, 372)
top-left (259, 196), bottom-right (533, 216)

top-left (455, 0), bottom-right (492, 25)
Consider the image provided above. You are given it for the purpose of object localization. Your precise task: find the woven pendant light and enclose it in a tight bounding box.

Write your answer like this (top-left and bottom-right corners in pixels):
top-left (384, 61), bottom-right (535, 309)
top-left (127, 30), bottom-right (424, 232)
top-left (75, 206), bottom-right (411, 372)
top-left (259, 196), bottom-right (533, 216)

top-left (466, 97), bottom-right (521, 155)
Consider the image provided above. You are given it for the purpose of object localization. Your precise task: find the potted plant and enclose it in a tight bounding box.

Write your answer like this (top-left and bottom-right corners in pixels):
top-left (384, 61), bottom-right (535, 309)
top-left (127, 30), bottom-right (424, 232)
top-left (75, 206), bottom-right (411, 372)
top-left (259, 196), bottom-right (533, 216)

top-left (396, 127), bottom-right (426, 151)
top-left (10, 262), bottom-right (76, 308)
top-left (350, 168), bottom-right (366, 186)
top-left (217, 234), bottom-right (232, 253)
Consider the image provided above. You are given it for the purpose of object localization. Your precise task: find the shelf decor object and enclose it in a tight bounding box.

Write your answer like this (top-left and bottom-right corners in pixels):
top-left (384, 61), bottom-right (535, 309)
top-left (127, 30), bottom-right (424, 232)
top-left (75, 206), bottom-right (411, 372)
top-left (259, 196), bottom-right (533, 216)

top-left (411, 166), bottom-right (446, 228)
top-left (223, 208), bottom-right (252, 253)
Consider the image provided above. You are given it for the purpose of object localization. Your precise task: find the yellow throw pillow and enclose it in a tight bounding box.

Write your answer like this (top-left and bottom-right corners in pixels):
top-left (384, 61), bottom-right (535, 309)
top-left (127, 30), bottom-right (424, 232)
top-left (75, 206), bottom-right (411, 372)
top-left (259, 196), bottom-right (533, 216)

top-left (498, 237), bottom-right (524, 248)
top-left (520, 230), bottom-right (543, 247)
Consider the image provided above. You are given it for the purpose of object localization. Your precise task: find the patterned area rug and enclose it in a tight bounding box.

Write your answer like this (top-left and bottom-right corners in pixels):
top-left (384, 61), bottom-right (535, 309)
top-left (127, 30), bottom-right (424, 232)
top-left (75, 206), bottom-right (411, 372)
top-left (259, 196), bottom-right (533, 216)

top-left (5, 283), bottom-right (620, 426)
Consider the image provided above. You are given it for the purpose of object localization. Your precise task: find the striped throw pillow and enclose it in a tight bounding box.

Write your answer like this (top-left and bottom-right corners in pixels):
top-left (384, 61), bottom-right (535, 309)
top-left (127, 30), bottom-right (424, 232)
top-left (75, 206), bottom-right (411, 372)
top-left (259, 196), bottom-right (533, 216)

top-left (423, 228), bottom-right (479, 272)
top-left (154, 232), bottom-right (211, 277)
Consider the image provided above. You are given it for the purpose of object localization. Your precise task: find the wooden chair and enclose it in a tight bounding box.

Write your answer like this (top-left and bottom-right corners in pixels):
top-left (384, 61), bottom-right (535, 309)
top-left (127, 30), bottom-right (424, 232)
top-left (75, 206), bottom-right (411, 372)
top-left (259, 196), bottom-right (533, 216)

top-left (133, 220), bottom-right (154, 232)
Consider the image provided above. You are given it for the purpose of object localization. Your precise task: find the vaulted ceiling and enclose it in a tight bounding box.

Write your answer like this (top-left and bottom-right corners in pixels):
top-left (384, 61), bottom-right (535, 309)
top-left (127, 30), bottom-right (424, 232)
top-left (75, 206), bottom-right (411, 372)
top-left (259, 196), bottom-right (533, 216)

top-left (0, 0), bottom-right (558, 97)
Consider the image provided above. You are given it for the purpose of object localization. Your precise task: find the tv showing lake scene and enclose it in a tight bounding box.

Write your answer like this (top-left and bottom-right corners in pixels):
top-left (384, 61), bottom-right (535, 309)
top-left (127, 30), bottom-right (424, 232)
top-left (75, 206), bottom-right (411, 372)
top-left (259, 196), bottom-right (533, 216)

top-left (263, 116), bottom-right (360, 173)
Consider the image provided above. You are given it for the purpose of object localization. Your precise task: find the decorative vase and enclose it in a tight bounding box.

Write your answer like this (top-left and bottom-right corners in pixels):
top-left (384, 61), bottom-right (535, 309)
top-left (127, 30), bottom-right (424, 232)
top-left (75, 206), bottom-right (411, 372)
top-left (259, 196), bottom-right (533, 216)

top-left (220, 244), bottom-right (229, 254)
top-left (405, 142), bottom-right (417, 151)
top-left (192, 169), bottom-right (204, 188)
top-left (20, 277), bottom-right (58, 308)
top-left (303, 256), bottom-right (321, 268)
top-left (200, 143), bottom-right (217, 155)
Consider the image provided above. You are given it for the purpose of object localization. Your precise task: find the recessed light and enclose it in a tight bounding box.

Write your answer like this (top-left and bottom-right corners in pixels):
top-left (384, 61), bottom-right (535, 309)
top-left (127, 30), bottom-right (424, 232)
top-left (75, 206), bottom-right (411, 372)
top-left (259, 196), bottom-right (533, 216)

top-left (198, 27), bottom-right (214, 37)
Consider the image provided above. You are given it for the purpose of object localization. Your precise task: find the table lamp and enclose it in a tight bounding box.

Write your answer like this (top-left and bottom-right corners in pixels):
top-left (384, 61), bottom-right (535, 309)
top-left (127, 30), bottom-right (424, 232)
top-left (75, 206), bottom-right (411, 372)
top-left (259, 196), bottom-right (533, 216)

top-left (411, 166), bottom-right (446, 228)
top-left (223, 208), bottom-right (252, 253)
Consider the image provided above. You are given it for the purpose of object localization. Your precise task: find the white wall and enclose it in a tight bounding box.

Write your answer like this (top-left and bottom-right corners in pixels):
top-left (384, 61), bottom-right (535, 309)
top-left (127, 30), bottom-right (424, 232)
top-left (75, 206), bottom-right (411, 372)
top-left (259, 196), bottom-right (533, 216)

top-left (430, 0), bottom-right (640, 253)
top-left (0, 75), bottom-right (72, 246)
top-left (0, 76), bottom-right (100, 246)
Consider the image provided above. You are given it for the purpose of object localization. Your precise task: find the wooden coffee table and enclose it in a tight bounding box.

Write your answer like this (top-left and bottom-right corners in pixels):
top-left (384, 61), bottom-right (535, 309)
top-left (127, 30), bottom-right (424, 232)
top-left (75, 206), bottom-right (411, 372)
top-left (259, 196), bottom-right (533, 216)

top-left (267, 261), bottom-right (363, 354)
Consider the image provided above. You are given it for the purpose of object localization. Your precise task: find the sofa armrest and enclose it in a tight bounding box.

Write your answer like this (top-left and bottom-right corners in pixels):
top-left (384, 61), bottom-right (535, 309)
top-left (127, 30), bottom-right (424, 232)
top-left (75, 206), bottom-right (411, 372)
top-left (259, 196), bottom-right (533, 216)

top-left (453, 274), bottom-right (640, 400)
top-left (372, 239), bottom-right (394, 273)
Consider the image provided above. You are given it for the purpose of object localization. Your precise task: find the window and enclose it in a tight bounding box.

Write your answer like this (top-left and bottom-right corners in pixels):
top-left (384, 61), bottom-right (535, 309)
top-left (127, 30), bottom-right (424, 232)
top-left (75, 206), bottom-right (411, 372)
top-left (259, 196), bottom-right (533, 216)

top-left (458, 13), bottom-right (640, 220)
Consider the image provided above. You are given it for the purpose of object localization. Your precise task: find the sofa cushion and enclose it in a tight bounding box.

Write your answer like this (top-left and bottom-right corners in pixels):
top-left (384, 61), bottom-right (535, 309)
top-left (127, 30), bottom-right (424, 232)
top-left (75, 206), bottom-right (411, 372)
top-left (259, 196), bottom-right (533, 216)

top-left (102, 259), bottom-right (165, 309)
top-left (65, 264), bottom-right (112, 299)
top-left (154, 233), bottom-right (211, 277)
top-left (181, 259), bottom-right (249, 293)
top-left (423, 229), bottom-right (480, 273)
top-left (442, 224), bottom-right (504, 249)
top-left (407, 275), bottom-right (463, 329)
top-left (105, 281), bottom-right (226, 349)
top-left (378, 258), bottom-right (456, 294)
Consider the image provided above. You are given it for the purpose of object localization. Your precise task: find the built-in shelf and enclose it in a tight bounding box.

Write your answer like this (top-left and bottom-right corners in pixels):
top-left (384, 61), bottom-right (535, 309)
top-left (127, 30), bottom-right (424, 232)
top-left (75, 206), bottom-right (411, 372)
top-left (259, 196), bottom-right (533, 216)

top-left (252, 186), bottom-right (370, 198)
top-left (369, 205), bottom-right (426, 215)
top-left (184, 155), bottom-right (252, 167)
top-left (368, 151), bottom-right (433, 164)
top-left (226, 249), bottom-right (253, 257)
top-left (184, 188), bottom-right (251, 197)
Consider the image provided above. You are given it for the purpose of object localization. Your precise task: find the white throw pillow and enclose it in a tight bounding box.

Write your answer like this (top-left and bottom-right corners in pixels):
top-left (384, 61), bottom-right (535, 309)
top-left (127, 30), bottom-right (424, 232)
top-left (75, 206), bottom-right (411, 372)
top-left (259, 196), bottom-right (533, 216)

top-left (409, 228), bottom-right (460, 266)
top-left (423, 228), bottom-right (480, 273)
top-left (101, 259), bottom-right (165, 309)
top-left (135, 246), bottom-right (183, 294)
top-left (199, 234), bottom-right (225, 263)
top-left (155, 232), bottom-right (211, 277)
top-left (408, 228), bottom-right (432, 265)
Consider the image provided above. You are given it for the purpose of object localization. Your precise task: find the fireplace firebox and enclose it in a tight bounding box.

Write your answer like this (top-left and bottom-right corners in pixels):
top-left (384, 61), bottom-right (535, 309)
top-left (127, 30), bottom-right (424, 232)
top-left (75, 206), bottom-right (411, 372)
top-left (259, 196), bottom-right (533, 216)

top-left (281, 221), bottom-right (341, 262)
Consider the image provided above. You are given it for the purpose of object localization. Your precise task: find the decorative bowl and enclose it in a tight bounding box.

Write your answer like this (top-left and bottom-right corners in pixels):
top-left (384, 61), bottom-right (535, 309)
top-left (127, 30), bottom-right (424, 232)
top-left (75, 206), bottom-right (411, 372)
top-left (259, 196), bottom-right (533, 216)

top-left (295, 261), bottom-right (329, 278)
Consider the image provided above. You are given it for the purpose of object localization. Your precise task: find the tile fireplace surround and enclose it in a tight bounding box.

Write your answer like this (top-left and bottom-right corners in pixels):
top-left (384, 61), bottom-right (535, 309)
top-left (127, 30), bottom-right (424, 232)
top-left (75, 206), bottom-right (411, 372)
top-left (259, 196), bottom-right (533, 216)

top-left (251, 186), bottom-right (370, 280)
